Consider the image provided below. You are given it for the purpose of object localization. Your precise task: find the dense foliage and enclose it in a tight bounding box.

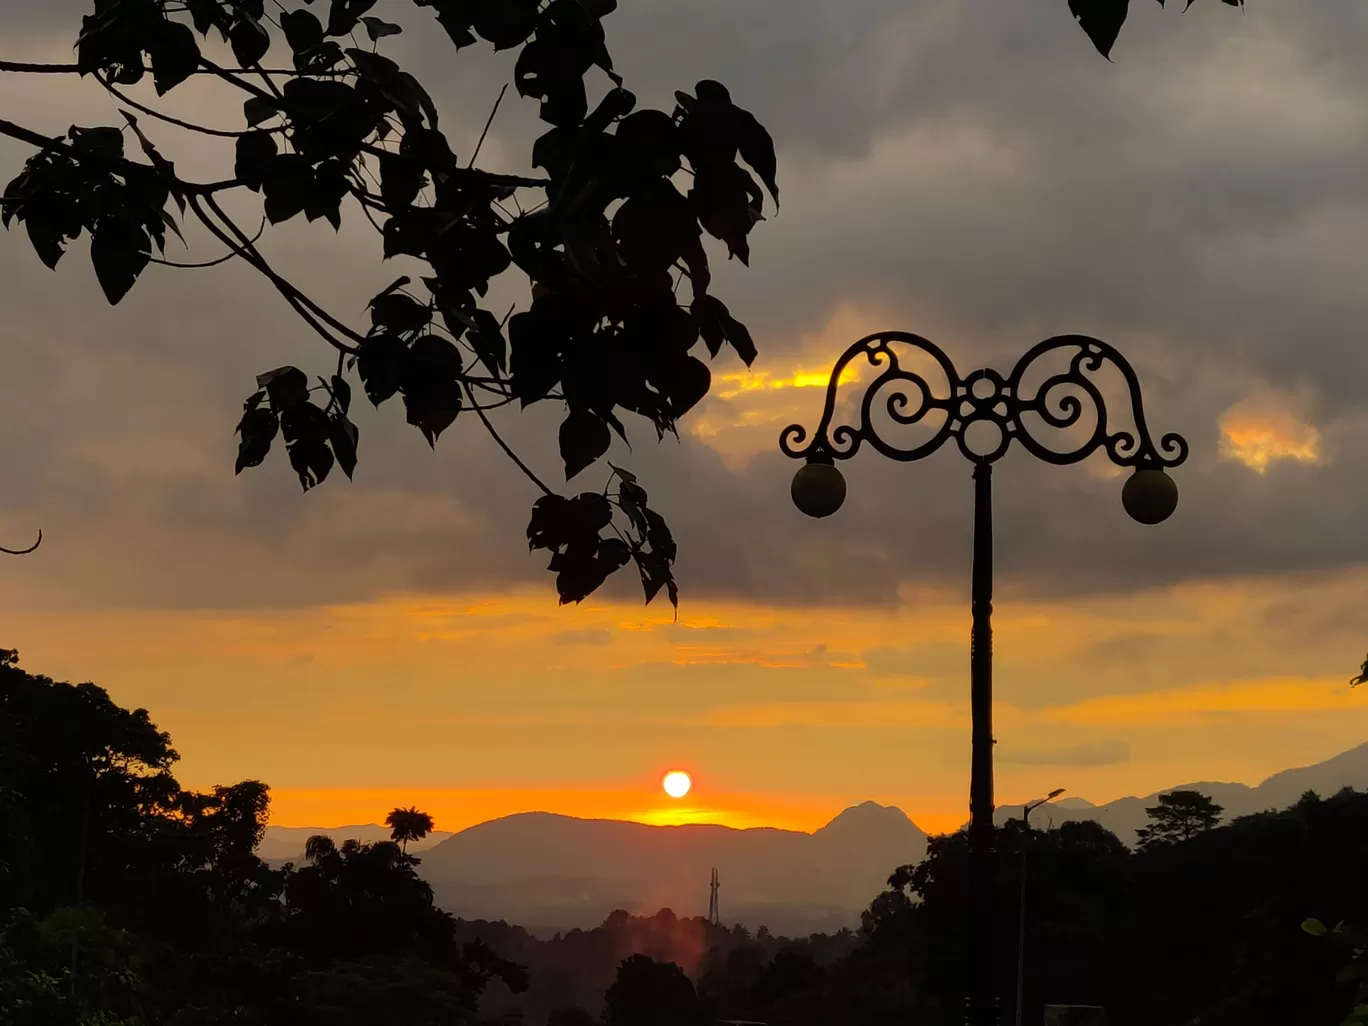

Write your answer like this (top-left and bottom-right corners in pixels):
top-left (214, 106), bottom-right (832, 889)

top-left (5, 648), bottom-right (1368, 1026)
top-left (0, 0), bottom-right (779, 607)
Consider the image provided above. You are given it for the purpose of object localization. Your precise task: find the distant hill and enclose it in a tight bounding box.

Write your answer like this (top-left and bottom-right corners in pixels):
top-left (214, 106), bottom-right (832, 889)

top-left (417, 800), bottom-right (928, 938)
top-left (994, 741), bottom-right (1368, 843)
top-left (259, 743), bottom-right (1368, 935)
top-left (257, 823), bottom-right (453, 861)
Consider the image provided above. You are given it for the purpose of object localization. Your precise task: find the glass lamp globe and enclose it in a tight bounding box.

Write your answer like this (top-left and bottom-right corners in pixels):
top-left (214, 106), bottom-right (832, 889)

top-left (791, 459), bottom-right (847, 518)
top-left (1121, 467), bottom-right (1178, 525)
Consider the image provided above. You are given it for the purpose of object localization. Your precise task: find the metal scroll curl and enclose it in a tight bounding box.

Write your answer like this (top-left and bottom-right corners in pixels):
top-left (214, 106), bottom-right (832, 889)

top-left (779, 332), bottom-right (1188, 470)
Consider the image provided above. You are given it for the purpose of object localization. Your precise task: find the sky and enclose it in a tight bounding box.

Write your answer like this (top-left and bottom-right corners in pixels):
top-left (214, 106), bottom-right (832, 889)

top-left (3, 0), bottom-right (1368, 837)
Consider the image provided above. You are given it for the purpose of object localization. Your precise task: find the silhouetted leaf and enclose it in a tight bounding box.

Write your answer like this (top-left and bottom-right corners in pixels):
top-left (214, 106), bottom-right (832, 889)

top-left (261, 154), bottom-right (314, 223)
top-left (148, 20), bottom-right (201, 95)
top-left (370, 293), bottom-right (430, 334)
top-left (467, 308), bottom-right (507, 375)
top-left (235, 404), bottom-right (278, 473)
top-left (360, 15), bottom-right (404, 40)
top-left (329, 412), bottom-right (359, 478)
top-left (234, 132), bottom-right (278, 191)
top-left (509, 307), bottom-right (564, 406)
top-left (327, 0), bottom-right (379, 37)
top-left (559, 409), bottom-right (611, 479)
top-left (257, 365), bottom-right (310, 410)
top-left (304, 159), bottom-right (348, 229)
top-left (357, 335), bottom-right (408, 406)
top-left (280, 9), bottom-right (325, 57)
top-left (243, 97), bottom-right (279, 126)
top-left (280, 402), bottom-right (334, 490)
top-left (401, 334), bottom-right (464, 444)
top-left (735, 109), bottom-right (778, 206)
top-left (329, 373), bottom-right (352, 415)
top-left (691, 295), bottom-right (756, 366)
top-left (1070, 0), bottom-right (1129, 58)
top-left (663, 356), bottom-right (710, 417)
top-left (89, 219), bottom-right (150, 304)
top-left (229, 14), bottom-right (271, 67)
top-left (187, 0), bottom-right (228, 36)
top-left (379, 152), bottom-right (424, 209)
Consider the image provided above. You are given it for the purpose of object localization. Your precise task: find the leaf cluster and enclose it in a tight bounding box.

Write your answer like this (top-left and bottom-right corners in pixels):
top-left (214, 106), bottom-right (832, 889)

top-left (1, 0), bottom-right (778, 608)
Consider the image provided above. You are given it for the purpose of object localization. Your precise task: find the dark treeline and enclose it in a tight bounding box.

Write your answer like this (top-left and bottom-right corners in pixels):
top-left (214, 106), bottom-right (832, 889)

top-left (4, 650), bottom-right (1368, 1026)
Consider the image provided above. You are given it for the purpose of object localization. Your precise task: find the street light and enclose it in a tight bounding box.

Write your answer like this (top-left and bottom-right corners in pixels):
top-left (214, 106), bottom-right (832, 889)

top-left (1018, 788), bottom-right (1066, 1026)
top-left (779, 333), bottom-right (1187, 1026)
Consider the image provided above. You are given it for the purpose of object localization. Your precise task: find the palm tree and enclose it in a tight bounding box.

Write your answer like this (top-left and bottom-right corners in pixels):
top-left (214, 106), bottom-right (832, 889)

top-left (385, 807), bottom-right (434, 854)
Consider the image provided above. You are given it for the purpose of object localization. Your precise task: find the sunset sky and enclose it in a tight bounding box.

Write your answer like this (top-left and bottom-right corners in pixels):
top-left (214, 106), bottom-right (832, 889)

top-left (4, 0), bottom-right (1368, 837)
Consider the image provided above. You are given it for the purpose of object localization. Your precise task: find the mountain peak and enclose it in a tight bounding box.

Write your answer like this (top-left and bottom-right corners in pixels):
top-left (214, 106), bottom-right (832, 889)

top-left (815, 801), bottom-right (921, 836)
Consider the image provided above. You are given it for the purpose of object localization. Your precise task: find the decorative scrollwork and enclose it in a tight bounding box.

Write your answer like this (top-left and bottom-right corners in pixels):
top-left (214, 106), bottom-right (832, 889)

top-left (779, 333), bottom-right (1188, 469)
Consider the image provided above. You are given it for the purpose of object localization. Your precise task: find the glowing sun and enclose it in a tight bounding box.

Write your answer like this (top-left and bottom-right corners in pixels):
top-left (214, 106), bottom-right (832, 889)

top-left (662, 770), bottom-right (692, 799)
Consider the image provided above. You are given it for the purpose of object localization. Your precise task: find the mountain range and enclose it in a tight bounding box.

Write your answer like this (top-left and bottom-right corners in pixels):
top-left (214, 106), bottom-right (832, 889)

top-left (259, 741), bottom-right (1368, 936)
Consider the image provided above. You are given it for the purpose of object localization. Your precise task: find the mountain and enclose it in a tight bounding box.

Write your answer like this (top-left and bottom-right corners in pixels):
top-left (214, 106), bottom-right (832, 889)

top-left (416, 801), bottom-right (928, 938)
top-left (258, 743), bottom-right (1368, 935)
top-left (995, 741), bottom-right (1368, 843)
top-left (256, 823), bottom-right (453, 861)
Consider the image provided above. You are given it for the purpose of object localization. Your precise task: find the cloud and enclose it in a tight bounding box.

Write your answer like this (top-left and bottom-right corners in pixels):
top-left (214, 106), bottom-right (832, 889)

top-left (7, 1), bottom-right (1368, 614)
top-left (1001, 740), bottom-right (1131, 767)
top-left (1219, 390), bottom-right (1323, 473)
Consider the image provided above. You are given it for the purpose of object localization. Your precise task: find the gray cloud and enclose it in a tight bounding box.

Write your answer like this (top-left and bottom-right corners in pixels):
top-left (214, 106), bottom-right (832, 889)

top-left (5, 1), bottom-right (1368, 612)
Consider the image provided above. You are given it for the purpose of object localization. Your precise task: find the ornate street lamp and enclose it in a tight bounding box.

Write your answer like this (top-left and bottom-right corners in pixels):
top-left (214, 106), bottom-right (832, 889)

top-left (779, 332), bottom-right (1187, 1026)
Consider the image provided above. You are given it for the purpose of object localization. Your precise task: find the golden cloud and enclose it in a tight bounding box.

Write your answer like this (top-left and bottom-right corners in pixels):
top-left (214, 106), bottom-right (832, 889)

top-left (1218, 391), bottom-right (1322, 473)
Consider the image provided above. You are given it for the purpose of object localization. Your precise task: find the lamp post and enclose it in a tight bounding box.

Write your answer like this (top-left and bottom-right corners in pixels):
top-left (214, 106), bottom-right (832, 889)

top-left (780, 333), bottom-right (1187, 1026)
top-left (1017, 788), bottom-right (1065, 1026)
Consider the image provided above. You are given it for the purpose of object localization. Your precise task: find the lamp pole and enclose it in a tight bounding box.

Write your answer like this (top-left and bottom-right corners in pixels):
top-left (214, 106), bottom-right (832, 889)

top-left (780, 333), bottom-right (1187, 1026)
top-left (1017, 789), bottom-right (1065, 1026)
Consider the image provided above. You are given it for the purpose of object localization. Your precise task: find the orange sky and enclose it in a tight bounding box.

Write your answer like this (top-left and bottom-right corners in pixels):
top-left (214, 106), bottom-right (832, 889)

top-left (6, 561), bottom-right (1367, 837)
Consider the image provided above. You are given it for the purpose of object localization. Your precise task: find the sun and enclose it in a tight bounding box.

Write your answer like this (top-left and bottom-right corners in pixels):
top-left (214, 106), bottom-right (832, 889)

top-left (662, 770), bottom-right (692, 799)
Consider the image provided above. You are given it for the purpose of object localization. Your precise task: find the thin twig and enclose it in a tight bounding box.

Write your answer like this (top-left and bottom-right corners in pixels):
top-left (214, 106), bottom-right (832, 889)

top-left (151, 217), bottom-right (267, 267)
top-left (462, 381), bottom-right (555, 496)
top-left (469, 83), bottom-right (508, 168)
top-left (0, 60), bottom-right (351, 76)
top-left (99, 73), bottom-right (255, 138)
top-left (188, 194), bottom-right (360, 355)
top-left (202, 193), bottom-right (370, 348)
top-left (0, 530), bottom-right (42, 556)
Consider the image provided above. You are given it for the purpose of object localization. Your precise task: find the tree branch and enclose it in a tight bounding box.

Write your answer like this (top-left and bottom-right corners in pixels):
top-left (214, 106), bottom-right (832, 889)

top-left (151, 217), bottom-right (266, 268)
top-left (187, 194), bottom-right (360, 355)
top-left (0, 117), bottom-right (241, 195)
top-left (0, 60), bottom-right (348, 76)
top-left (462, 381), bottom-right (555, 496)
top-left (201, 193), bottom-right (372, 349)
top-left (469, 83), bottom-right (508, 169)
top-left (99, 74), bottom-right (257, 139)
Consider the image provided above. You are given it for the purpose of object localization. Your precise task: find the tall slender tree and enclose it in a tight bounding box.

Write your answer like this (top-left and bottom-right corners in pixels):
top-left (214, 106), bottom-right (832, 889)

top-left (385, 806), bottom-right (434, 854)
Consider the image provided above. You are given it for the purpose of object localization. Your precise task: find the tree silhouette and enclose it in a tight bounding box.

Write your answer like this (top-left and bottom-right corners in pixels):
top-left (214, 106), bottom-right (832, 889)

top-left (386, 806), bottom-right (435, 854)
top-left (1135, 790), bottom-right (1223, 850)
top-left (0, 0), bottom-right (780, 608)
top-left (603, 954), bottom-right (704, 1026)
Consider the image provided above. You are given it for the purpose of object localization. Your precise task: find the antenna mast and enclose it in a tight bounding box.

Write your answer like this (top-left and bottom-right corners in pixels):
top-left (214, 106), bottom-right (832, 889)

top-left (708, 867), bottom-right (720, 926)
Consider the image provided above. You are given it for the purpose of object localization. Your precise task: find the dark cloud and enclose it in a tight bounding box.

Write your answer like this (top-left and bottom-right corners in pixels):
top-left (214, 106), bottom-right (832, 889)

top-left (4, 1), bottom-right (1368, 612)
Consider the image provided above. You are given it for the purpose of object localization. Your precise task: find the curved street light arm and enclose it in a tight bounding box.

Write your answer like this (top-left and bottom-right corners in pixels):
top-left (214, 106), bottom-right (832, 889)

top-left (780, 332), bottom-right (1188, 471)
